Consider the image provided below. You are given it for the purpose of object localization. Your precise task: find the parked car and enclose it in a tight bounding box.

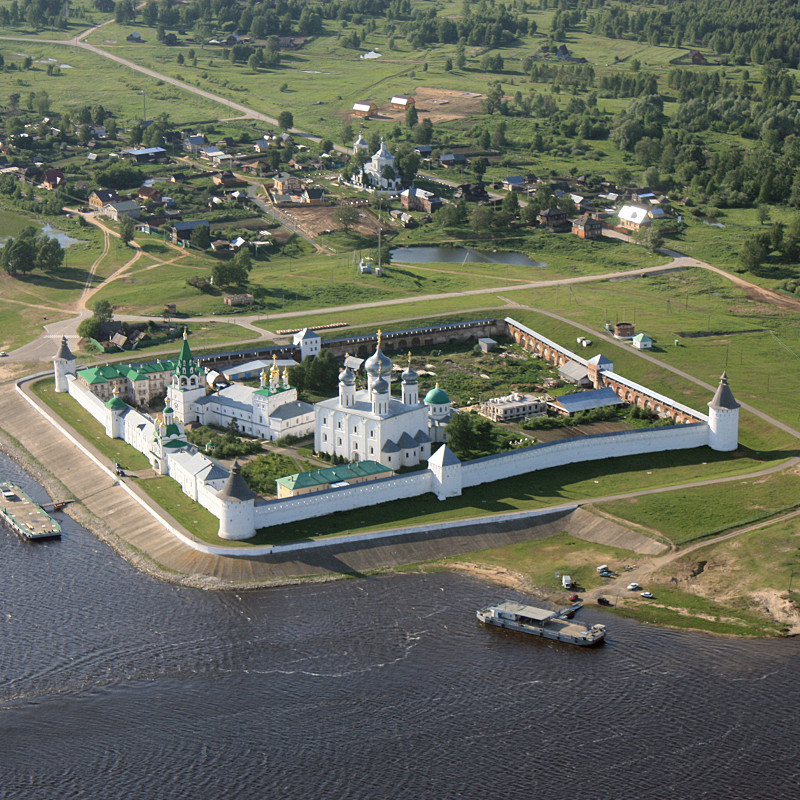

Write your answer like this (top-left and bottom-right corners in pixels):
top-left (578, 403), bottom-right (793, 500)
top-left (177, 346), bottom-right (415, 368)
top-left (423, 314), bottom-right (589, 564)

top-left (627, 583), bottom-right (641, 591)
top-left (640, 592), bottom-right (654, 599)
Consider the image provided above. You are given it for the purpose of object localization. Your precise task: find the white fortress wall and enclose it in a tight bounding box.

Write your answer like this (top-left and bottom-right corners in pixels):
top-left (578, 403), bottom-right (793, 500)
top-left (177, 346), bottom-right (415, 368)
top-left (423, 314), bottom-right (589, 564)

top-left (461, 423), bottom-right (710, 488)
top-left (67, 376), bottom-right (108, 419)
top-left (253, 470), bottom-right (433, 529)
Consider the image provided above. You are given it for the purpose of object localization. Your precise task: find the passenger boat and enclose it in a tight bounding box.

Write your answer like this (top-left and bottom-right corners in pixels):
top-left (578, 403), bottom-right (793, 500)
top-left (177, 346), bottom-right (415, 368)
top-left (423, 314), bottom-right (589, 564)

top-left (0, 483), bottom-right (62, 540)
top-left (477, 601), bottom-right (606, 646)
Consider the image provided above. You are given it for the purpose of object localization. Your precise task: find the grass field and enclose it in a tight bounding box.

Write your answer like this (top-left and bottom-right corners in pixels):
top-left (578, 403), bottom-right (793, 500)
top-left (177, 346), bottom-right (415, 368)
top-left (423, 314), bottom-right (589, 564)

top-left (598, 471), bottom-right (800, 545)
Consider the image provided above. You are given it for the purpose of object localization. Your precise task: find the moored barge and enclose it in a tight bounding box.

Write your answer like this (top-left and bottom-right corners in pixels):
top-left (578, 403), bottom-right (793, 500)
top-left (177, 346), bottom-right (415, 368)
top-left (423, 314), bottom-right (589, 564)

top-left (0, 483), bottom-right (61, 540)
top-left (477, 601), bottom-right (605, 646)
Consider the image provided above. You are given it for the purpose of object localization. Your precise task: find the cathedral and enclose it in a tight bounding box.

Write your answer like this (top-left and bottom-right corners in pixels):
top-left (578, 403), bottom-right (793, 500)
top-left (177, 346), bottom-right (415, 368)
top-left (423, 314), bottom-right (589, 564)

top-left (314, 333), bottom-right (452, 468)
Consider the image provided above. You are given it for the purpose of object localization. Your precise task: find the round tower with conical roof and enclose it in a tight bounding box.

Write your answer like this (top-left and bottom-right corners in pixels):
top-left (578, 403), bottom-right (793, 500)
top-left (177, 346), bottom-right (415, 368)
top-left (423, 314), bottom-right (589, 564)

top-left (217, 460), bottom-right (256, 540)
top-left (53, 335), bottom-right (76, 392)
top-left (707, 371), bottom-right (740, 451)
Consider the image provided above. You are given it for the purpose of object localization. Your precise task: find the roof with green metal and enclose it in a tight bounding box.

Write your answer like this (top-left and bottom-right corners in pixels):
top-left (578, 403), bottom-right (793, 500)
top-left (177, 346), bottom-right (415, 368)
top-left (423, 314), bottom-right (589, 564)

top-left (276, 460), bottom-right (393, 490)
top-left (105, 395), bottom-right (128, 410)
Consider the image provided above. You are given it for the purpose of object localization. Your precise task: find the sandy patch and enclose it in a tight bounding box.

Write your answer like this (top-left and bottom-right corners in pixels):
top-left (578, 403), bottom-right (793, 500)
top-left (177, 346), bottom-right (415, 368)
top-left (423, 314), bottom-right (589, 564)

top-left (750, 589), bottom-right (800, 634)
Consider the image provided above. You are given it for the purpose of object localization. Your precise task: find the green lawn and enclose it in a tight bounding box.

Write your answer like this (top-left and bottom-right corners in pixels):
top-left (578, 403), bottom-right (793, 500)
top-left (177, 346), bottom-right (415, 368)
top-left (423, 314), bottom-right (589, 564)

top-left (134, 475), bottom-right (220, 540)
top-left (598, 471), bottom-right (800, 545)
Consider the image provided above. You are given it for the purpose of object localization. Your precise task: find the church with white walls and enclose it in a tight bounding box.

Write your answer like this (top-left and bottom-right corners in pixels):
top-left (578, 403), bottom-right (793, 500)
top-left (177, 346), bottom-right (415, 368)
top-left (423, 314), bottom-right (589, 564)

top-left (349, 136), bottom-right (403, 191)
top-left (314, 333), bottom-right (452, 469)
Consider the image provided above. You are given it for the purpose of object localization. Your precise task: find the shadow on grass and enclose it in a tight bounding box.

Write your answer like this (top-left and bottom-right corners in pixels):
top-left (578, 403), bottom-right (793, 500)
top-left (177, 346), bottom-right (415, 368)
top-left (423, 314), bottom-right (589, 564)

top-left (18, 265), bottom-right (96, 291)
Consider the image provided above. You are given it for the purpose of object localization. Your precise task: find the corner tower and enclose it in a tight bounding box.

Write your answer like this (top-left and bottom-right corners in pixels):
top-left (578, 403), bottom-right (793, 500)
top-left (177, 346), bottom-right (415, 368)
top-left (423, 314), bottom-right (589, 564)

top-left (707, 372), bottom-right (740, 451)
top-left (53, 336), bottom-right (76, 392)
top-left (167, 329), bottom-right (205, 424)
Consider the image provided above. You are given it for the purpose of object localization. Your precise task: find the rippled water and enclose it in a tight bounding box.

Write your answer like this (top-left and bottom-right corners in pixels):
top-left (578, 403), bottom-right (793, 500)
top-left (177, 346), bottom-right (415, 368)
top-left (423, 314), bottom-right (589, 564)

top-left (1, 450), bottom-right (798, 799)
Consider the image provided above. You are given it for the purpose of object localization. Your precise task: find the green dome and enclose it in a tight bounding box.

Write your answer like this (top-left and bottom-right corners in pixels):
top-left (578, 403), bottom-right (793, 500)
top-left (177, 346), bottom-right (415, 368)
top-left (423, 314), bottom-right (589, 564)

top-left (424, 385), bottom-right (450, 405)
top-left (106, 395), bottom-right (128, 410)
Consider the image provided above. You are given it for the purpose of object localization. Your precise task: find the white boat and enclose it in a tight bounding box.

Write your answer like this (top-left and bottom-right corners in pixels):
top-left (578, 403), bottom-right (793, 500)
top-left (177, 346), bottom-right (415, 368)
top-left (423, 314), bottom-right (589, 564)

top-left (477, 601), bottom-right (606, 647)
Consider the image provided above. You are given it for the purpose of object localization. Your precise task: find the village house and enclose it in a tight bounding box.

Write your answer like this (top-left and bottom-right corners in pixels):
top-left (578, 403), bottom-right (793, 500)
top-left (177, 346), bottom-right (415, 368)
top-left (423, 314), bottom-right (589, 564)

top-left (103, 200), bottom-right (142, 221)
top-left (302, 185), bottom-right (326, 205)
top-left (352, 102), bottom-right (377, 118)
top-left (572, 215), bottom-right (603, 239)
top-left (126, 31), bottom-right (142, 42)
top-left (455, 182), bottom-right (489, 202)
top-left (123, 146), bottom-right (167, 164)
top-left (182, 134), bottom-right (207, 154)
top-left (41, 169), bottom-right (65, 190)
top-left (212, 170), bottom-right (244, 188)
top-left (632, 333), bottom-right (653, 350)
top-left (618, 204), bottom-right (651, 232)
top-left (439, 152), bottom-right (467, 169)
top-left (400, 186), bottom-right (442, 213)
top-left (502, 175), bottom-right (528, 193)
top-left (390, 95), bottom-right (415, 110)
top-left (137, 186), bottom-right (163, 203)
top-left (273, 172), bottom-right (303, 195)
top-left (170, 220), bottom-right (209, 243)
top-left (537, 207), bottom-right (569, 230)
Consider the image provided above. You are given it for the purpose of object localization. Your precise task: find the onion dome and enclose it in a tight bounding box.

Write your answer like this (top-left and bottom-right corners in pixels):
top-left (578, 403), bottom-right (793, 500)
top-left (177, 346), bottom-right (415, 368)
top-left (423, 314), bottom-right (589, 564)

top-left (339, 365), bottom-right (356, 385)
top-left (373, 376), bottom-right (389, 394)
top-left (424, 383), bottom-right (450, 405)
top-left (364, 330), bottom-right (393, 377)
top-left (401, 352), bottom-right (418, 383)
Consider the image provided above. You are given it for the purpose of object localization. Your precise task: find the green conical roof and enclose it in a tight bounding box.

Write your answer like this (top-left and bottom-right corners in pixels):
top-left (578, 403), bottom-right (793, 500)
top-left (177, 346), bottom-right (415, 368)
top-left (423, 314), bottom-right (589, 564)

top-left (174, 329), bottom-right (202, 378)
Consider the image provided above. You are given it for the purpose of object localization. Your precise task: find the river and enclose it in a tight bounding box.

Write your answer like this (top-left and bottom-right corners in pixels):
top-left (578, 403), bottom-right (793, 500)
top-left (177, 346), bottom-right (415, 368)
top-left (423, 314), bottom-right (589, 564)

top-left (1, 449), bottom-right (798, 799)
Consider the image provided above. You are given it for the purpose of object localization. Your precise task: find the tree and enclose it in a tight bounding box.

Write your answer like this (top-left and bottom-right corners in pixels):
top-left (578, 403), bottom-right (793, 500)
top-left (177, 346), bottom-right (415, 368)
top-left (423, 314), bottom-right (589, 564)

top-left (405, 105), bottom-right (418, 129)
top-left (120, 216), bottom-right (135, 246)
top-left (739, 235), bottom-right (766, 272)
top-left (77, 318), bottom-right (102, 340)
top-left (501, 191), bottom-right (519, 215)
top-left (445, 411), bottom-right (495, 459)
top-left (93, 299), bottom-right (114, 323)
top-left (634, 225), bottom-right (664, 252)
top-left (1, 235), bottom-right (35, 276)
top-left (36, 237), bottom-right (64, 271)
top-left (334, 205), bottom-right (360, 232)
top-left (278, 111), bottom-right (294, 131)
top-left (248, 53), bottom-right (259, 72)
top-left (757, 204), bottom-right (771, 225)
top-left (190, 224), bottom-right (210, 250)
top-left (470, 205), bottom-right (493, 234)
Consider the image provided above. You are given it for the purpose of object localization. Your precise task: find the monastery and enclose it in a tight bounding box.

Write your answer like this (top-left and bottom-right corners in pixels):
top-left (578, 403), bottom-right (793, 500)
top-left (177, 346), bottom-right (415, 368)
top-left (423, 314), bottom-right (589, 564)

top-left (52, 318), bottom-right (741, 542)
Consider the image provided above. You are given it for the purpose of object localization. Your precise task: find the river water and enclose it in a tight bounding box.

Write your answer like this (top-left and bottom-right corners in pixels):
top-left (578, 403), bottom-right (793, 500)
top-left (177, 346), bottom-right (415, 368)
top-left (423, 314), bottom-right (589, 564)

top-left (2, 449), bottom-right (798, 799)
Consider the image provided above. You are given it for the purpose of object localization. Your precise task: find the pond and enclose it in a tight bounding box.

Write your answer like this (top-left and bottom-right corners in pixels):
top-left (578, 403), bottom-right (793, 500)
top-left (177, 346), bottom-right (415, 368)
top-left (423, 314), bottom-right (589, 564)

top-left (390, 246), bottom-right (546, 267)
top-left (1, 222), bottom-right (81, 249)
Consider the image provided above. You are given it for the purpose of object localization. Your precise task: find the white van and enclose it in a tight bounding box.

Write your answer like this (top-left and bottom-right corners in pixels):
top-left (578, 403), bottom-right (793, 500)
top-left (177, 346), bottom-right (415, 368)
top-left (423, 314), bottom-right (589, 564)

top-left (562, 575), bottom-right (572, 589)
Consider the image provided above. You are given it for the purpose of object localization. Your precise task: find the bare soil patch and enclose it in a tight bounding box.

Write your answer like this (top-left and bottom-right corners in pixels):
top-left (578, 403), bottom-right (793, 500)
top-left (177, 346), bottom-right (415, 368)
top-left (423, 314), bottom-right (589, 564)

top-left (283, 205), bottom-right (382, 238)
top-left (378, 87), bottom-right (486, 124)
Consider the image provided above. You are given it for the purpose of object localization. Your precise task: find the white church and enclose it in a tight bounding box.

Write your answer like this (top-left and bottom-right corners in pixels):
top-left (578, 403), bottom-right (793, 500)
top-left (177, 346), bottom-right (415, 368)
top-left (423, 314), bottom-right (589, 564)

top-left (349, 136), bottom-right (402, 192)
top-left (315, 333), bottom-right (452, 468)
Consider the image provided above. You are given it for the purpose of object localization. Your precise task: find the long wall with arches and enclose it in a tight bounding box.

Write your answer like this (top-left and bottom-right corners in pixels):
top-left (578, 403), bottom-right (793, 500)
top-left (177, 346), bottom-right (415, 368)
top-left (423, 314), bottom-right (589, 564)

top-left (505, 317), bottom-right (706, 424)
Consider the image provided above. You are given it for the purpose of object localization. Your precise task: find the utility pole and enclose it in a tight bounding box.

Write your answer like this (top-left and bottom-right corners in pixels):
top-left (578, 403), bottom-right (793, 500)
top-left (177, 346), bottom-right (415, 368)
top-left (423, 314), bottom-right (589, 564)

top-left (141, 89), bottom-right (146, 124)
